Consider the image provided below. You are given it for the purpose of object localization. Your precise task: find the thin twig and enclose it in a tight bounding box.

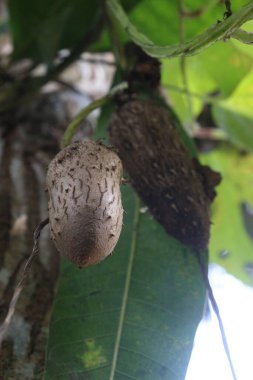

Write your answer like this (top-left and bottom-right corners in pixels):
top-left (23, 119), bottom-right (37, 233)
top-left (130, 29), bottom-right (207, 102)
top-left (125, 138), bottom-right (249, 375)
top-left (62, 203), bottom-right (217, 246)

top-left (163, 83), bottom-right (220, 103)
top-left (0, 218), bottom-right (49, 346)
top-left (79, 57), bottom-right (116, 66)
top-left (224, 0), bottom-right (232, 19)
top-left (192, 126), bottom-right (227, 140)
top-left (196, 250), bottom-right (237, 380)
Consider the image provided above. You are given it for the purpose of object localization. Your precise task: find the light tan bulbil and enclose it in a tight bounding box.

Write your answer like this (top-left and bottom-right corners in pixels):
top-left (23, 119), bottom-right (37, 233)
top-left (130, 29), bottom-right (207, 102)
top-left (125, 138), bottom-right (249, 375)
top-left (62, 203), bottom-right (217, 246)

top-left (46, 140), bottom-right (123, 268)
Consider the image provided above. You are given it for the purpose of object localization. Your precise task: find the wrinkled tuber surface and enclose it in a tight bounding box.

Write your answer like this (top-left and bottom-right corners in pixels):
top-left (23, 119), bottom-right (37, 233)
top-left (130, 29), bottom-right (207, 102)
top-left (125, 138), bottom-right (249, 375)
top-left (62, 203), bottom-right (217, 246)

top-left (47, 140), bottom-right (123, 268)
top-left (109, 96), bottom-right (221, 251)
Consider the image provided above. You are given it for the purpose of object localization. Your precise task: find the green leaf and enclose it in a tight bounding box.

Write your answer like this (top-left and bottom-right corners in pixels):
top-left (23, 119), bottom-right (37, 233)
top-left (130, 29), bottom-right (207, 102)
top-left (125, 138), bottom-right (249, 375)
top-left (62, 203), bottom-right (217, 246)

top-left (44, 186), bottom-right (205, 380)
top-left (127, 0), bottom-right (180, 46)
top-left (106, 0), bottom-right (253, 58)
top-left (45, 100), bottom-right (206, 379)
top-left (197, 41), bottom-right (253, 97)
top-left (162, 57), bottom-right (216, 124)
top-left (201, 145), bottom-right (253, 286)
top-left (8, 0), bottom-right (103, 63)
top-left (212, 69), bottom-right (253, 151)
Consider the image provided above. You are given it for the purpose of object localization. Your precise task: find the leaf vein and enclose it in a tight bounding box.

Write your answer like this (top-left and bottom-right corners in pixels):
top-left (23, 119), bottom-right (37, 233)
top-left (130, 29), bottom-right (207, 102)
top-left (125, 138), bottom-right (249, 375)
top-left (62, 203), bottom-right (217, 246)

top-left (109, 196), bottom-right (140, 380)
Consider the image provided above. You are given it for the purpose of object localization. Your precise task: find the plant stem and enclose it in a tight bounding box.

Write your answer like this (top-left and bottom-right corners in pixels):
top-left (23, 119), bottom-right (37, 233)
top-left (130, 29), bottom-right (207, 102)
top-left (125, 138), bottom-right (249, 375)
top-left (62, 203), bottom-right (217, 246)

top-left (163, 84), bottom-right (221, 103)
top-left (107, 0), bottom-right (253, 58)
top-left (0, 218), bottom-right (49, 346)
top-left (224, 0), bottom-right (232, 19)
top-left (192, 126), bottom-right (227, 140)
top-left (61, 81), bottom-right (128, 148)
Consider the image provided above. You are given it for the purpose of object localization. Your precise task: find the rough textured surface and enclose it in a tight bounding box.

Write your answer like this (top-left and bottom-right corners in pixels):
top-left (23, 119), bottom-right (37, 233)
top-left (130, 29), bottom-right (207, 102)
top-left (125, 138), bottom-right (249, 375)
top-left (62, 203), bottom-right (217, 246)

top-left (108, 96), bottom-right (221, 251)
top-left (47, 140), bottom-right (123, 268)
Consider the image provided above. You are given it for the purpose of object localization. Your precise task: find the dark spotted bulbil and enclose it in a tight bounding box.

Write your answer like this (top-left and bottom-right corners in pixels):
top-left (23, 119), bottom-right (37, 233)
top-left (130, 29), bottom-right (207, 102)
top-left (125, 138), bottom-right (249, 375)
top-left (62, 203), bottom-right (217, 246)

top-left (46, 140), bottom-right (123, 268)
top-left (108, 97), bottom-right (221, 251)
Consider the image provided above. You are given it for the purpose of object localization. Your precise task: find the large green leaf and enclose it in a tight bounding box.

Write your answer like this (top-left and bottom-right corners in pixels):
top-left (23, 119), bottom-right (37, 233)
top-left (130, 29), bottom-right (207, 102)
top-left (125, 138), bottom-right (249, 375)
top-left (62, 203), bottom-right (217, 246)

top-left (212, 69), bottom-right (253, 151)
top-left (201, 146), bottom-right (253, 286)
top-left (127, 0), bottom-right (180, 46)
top-left (44, 99), bottom-right (206, 379)
top-left (8, 0), bottom-right (103, 63)
top-left (44, 186), bottom-right (205, 380)
top-left (197, 41), bottom-right (253, 97)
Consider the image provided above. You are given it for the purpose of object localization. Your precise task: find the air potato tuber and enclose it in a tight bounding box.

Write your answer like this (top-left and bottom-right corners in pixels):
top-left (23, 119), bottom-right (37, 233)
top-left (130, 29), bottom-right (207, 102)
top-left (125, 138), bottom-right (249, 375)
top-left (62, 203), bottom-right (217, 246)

top-left (108, 96), bottom-right (221, 251)
top-left (46, 140), bottom-right (123, 268)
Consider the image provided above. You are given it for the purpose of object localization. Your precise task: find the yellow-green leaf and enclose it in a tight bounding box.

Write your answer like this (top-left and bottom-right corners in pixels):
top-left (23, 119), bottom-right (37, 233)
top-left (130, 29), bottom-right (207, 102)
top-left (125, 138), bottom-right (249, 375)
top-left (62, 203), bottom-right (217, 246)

top-left (201, 146), bottom-right (253, 286)
top-left (213, 69), bottom-right (253, 151)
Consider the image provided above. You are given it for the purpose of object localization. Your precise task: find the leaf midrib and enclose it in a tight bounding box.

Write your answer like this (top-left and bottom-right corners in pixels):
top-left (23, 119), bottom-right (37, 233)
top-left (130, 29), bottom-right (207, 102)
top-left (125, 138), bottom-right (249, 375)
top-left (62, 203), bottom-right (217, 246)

top-left (109, 196), bottom-right (140, 380)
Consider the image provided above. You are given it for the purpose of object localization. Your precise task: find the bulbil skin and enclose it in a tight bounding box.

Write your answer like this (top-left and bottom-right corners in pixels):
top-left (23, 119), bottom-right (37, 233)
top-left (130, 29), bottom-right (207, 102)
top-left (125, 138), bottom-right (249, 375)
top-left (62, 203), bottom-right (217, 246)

top-left (108, 95), bottom-right (221, 251)
top-left (46, 140), bottom-right (123, 268)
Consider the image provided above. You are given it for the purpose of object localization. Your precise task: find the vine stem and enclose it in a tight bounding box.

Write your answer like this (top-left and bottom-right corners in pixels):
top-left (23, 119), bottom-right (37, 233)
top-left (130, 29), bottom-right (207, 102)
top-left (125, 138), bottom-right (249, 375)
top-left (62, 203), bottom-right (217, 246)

top-left (107, 0), bottom-right (253, 58)
top-left (192, 126), bottom-right (227, 141)
top-left (163, 83), bottom-right (221, 103)
top-left (61, 81), bottom-right (128, 148)
top-left (0, 218), bottom-right (49, 346)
